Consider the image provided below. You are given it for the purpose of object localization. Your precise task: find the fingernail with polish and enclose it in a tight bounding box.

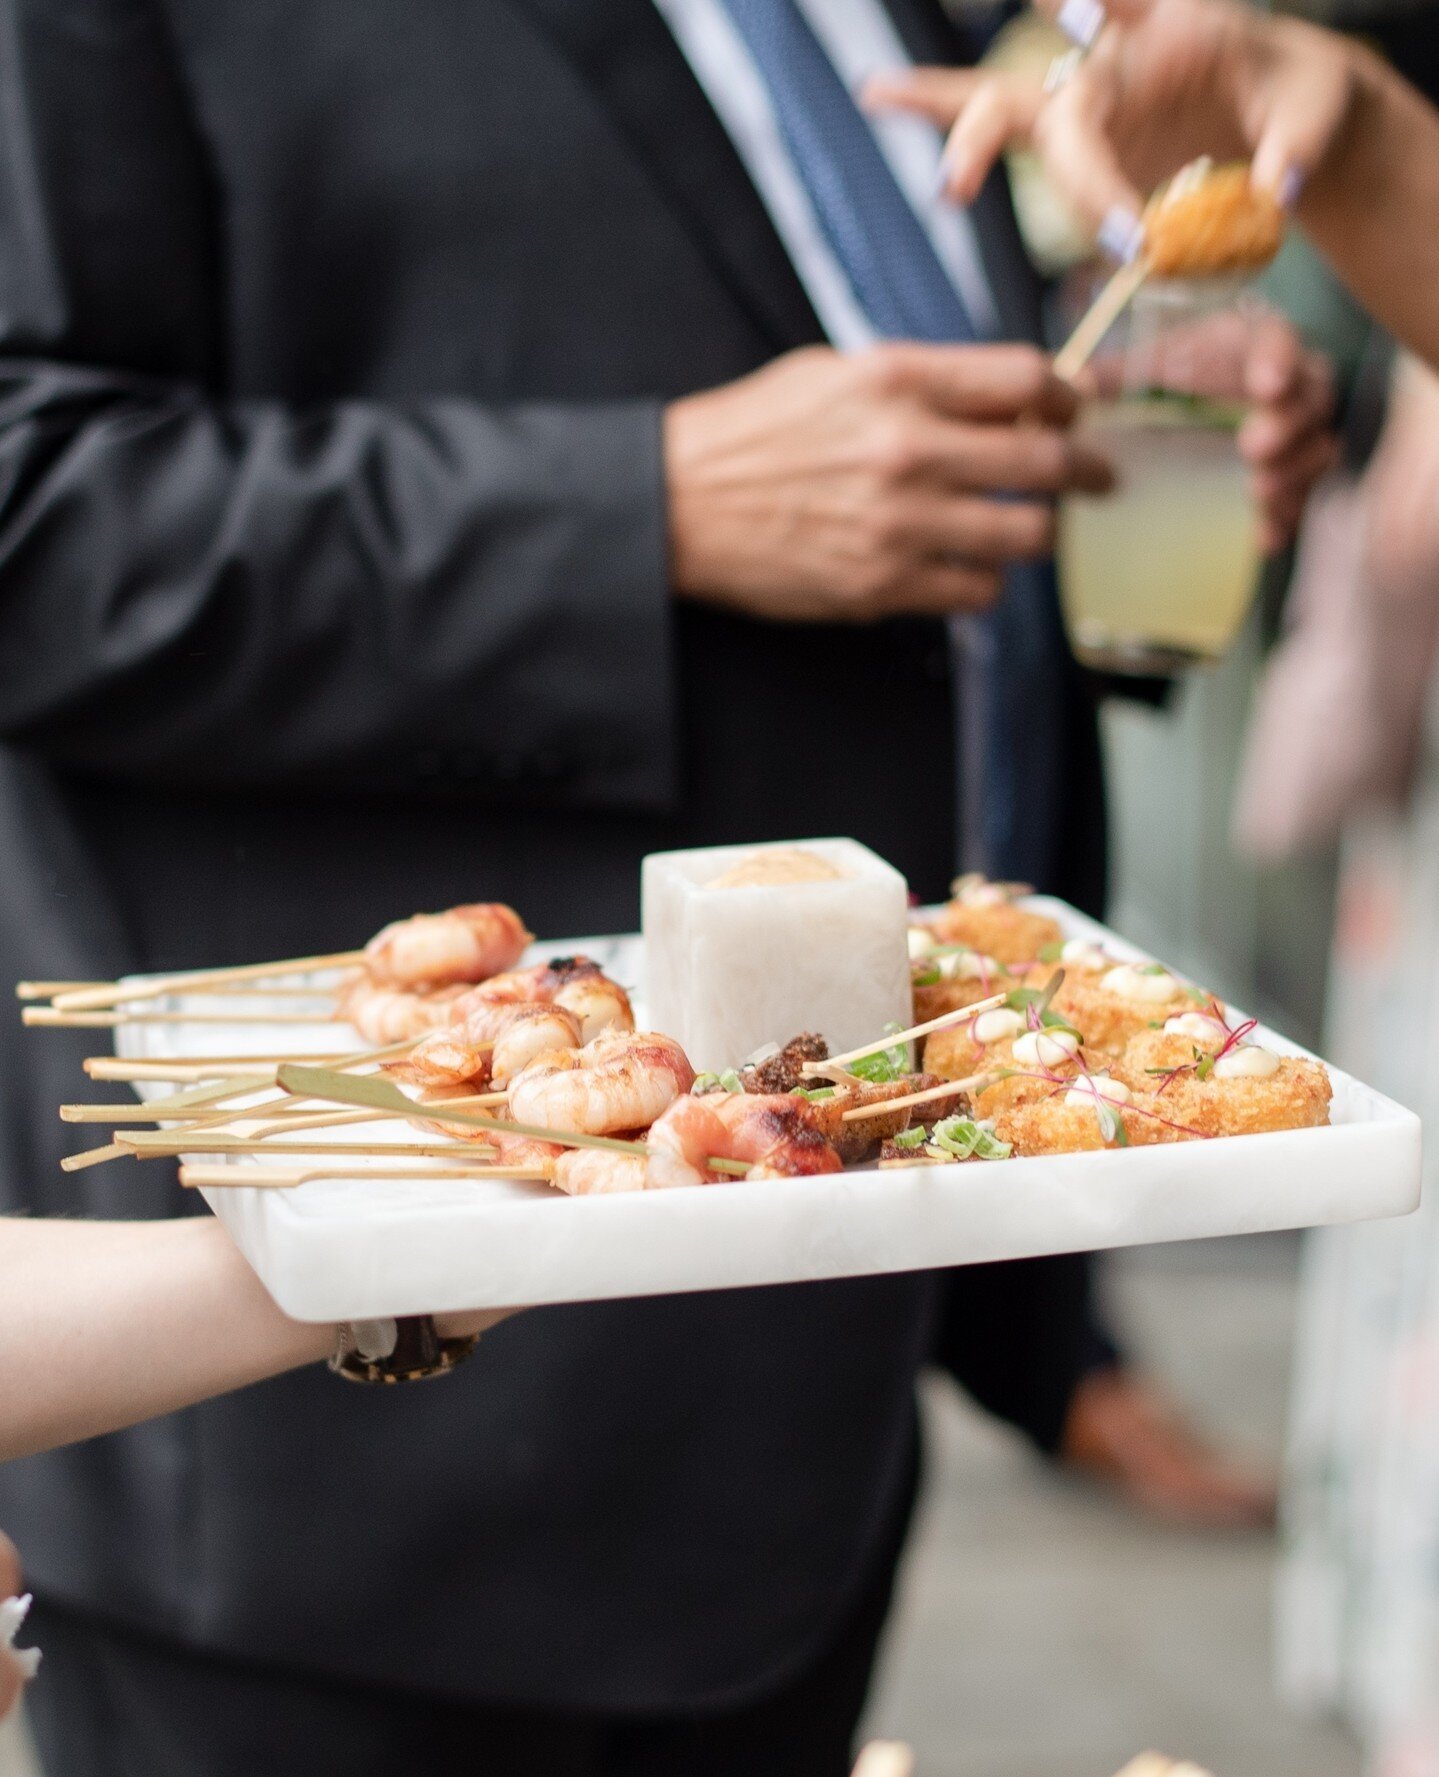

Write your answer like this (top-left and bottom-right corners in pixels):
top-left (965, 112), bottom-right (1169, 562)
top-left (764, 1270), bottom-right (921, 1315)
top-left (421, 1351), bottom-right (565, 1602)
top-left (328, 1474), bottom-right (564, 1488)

top-left (933, 151), bottom-right (967, 201)
top-left (1097, 205), bottom-right (1145, 264)
top-left (1277, 165), bottom-right (1305, 211)
top-left (1056, 0), bottom-right (1106, 48)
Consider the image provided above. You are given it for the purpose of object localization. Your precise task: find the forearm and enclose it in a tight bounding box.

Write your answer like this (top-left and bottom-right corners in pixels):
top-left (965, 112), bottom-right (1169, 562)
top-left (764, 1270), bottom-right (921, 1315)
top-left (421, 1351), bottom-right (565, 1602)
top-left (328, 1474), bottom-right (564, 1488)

top-left (0, 374), bottom-right (676, 806)
top-left (1295, 33), bottom-right (1439, 369)
top-left (0, 1216), bottom-right (332, 1462)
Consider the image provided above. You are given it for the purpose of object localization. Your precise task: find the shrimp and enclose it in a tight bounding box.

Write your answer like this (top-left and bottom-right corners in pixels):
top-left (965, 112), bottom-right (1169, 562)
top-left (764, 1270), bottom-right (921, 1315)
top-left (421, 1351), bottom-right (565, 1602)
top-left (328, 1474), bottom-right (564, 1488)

top-left (552, 1149), bottom-right (667, 1195)
top-left (335, 977), bottom-right (471, 1045)
top-left (387, 1000), bottom-right (581, 1090)
top-left (453, 957), bottom-right (633, 1038)
top-left (646, 1091), bottom-right (841, 1178)
top-left (506, 1030), bottom-right (694, 1136)
top-left (551, 970), bottom-right (634, 1044)
top-left (553, 1085), bottom-right (845, 1194)
top-left (710, 1093), bottom-right (843, 1175)
top-left (363, 903), bottom-right (532, 989)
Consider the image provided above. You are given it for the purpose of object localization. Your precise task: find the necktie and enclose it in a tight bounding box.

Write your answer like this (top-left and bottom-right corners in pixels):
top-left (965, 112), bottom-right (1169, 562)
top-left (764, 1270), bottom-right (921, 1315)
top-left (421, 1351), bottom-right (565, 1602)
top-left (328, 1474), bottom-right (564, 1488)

top-left (715, 0), bottom-right (1070, 884)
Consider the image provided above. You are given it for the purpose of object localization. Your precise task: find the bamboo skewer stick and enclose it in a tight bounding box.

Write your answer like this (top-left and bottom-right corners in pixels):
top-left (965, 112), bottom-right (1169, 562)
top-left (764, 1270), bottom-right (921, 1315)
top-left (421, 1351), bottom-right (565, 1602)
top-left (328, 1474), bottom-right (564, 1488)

top-left (272, 1066), bottom-right (753, 1177)
top-left (15, 980), bottom-right (111, 1000)
top-left (59, 1040), bottom-right (434, 1127)
top-left (118, 1136), bottom-right (493, 1160)
top-left (61, 1142), bottom-right (131, 1173)
top-left (178, 1163), bottom-right (552, 1190)
top-left (60, 1040), bottom-right (420, 1167)
top-left (60, 1090), bottom-right (507, 1126)
top-left (26, 1007), bottom-right (345, 1029)
top-left (840, 1072), bottom-right (995, 1121)
top-left (83, 1056), bottom-right (352, 1081)
top-left (51, 951), bottom-right (365, 1012)
top-left (1053, 255), bottom-right (1151, 381)
top-left (806, 992), bottom-right (1008, 1075)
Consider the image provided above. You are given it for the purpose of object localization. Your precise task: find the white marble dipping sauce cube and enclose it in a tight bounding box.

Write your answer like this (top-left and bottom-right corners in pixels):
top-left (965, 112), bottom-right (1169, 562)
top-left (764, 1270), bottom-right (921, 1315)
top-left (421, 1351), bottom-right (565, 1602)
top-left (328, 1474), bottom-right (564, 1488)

top-left (641, 838), bottom-right (912, 1072)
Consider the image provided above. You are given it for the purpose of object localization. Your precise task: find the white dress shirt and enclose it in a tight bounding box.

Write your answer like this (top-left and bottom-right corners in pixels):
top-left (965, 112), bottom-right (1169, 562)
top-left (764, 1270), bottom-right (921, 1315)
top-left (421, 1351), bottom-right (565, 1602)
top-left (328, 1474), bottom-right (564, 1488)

top-left (651, 0), bottom-right (1000, 349)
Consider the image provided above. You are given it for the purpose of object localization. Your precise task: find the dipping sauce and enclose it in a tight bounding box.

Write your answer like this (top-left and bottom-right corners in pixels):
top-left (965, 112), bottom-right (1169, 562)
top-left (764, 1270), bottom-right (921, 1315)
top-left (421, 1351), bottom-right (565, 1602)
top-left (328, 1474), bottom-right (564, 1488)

top-left (708, 848), bottom-right (848, 889)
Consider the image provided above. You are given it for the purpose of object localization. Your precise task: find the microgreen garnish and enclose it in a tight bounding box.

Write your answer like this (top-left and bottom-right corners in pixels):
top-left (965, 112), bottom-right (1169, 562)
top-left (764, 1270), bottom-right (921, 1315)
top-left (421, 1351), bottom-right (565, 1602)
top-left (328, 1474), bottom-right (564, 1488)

top-left (1096, 1099), bottom-right (1129, 1146)
top-left (912, 966), bottom-right (942, 988)
top-left (1139, 963), bottom-right (1170, 977)
top-left (1038, 942), bottom-right (1065, 964)
top-left (694, 1069), bottom-right (744, 1096)
top-left (1195, 1053), bottom-right (1214, 1081)
top-left (926, 1116), bottom-right (1012, 1162)
top-left (1183, 985), bottom-right (1208, 1006)
top-left (848, 1023), bottom-right (909, 1084)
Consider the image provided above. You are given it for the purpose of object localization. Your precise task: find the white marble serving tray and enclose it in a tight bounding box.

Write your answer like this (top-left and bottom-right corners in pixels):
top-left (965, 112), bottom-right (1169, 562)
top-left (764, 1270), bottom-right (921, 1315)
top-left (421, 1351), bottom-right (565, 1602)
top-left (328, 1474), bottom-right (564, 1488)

top-left (116, 901), bottom-right (1422, 1320)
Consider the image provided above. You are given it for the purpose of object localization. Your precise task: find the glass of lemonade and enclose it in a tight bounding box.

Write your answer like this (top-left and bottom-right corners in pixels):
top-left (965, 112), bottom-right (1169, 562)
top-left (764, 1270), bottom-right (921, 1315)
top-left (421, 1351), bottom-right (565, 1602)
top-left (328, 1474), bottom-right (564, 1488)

top-left (1059, 279), bottom-right (1264, 676)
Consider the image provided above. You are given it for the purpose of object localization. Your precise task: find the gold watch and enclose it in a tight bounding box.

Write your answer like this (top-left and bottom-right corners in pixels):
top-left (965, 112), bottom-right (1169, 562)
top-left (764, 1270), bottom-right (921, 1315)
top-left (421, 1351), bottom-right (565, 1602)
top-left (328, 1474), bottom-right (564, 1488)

top-left (329, 1314), bottom-right (480, 1384)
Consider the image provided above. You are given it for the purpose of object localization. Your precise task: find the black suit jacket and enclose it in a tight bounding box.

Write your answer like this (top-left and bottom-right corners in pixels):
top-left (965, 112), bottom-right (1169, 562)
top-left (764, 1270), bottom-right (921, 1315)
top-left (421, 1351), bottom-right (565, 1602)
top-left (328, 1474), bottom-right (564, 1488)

top-left (0, 0), bottom-right (1105, 1709)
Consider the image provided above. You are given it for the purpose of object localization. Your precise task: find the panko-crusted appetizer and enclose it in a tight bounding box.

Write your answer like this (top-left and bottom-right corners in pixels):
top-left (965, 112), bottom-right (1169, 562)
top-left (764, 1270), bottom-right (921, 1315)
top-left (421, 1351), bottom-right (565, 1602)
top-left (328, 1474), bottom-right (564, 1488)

top-left (908, 927), bottom-right (1015, 1027)
top-left (926, 876), bottom-right (1063, 969)
top-left (1124, 1026), bottom-right (1332, 1137)
top-left (1042, 960), bottom-right (1206, 1057)
top-left (990, 1069), bottom-right (1203, 1155)
top-left (926, 1000), bottom-right (1086, 1099)
top-left (1144, 159), bottom-right (1285, 279)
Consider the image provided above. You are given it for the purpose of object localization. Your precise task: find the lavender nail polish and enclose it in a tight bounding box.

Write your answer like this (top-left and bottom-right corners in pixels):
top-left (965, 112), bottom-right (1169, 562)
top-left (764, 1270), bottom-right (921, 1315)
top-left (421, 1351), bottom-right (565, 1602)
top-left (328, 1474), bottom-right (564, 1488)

top-left (1277, 166), bottom-right (1306, 211)
top-left (1097, 205), bottom-right (1145, 264)
top-left (1056, 0), bottom-right (1106, 49)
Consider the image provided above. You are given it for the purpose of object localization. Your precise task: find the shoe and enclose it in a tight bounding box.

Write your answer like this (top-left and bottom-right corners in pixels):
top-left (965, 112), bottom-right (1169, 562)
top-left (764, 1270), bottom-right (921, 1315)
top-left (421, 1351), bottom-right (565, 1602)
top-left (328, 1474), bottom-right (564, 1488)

top-left (1059, 1365), bottom-right (1278, 1529)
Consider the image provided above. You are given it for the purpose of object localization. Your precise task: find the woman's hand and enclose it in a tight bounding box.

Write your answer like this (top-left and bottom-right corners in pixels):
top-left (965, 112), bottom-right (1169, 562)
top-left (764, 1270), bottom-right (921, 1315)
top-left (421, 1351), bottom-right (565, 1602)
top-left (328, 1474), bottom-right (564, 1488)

top-left (863, 0), bottom-right (1360, 237)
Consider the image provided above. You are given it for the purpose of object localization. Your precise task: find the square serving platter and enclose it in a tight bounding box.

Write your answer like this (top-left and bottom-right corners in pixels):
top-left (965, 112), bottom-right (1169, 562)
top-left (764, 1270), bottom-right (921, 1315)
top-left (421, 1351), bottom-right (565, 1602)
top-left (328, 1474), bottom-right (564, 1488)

top-left (116, 900), bottom-right (1423, 1321)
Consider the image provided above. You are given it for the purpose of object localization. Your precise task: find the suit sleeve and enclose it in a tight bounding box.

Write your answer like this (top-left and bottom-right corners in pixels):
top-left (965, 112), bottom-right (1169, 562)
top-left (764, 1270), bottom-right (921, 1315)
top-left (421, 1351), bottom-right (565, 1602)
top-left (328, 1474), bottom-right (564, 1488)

top-left (0, 1), bottom-right (677, 808)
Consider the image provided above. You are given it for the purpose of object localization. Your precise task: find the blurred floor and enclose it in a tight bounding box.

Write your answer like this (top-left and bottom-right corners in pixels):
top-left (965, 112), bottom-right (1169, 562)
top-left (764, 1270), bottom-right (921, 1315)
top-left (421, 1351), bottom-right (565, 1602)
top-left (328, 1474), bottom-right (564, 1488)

top-left (863, 1234), bottom-right (1362, 1777)
top-left (0, 1235), bottom-right (1359, 1777)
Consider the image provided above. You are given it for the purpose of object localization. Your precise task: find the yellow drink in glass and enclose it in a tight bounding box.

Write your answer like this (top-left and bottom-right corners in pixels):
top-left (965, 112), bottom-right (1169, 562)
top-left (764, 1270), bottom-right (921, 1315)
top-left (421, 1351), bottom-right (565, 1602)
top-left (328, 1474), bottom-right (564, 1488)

top-left (1060, 394), bottom-right (1261, 673)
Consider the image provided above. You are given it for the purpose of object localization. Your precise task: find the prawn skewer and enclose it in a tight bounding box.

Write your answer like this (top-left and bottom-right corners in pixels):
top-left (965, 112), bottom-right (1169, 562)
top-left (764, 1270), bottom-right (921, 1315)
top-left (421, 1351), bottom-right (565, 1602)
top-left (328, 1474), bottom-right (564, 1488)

top-left (42, 902), bottom-right (534, 1014)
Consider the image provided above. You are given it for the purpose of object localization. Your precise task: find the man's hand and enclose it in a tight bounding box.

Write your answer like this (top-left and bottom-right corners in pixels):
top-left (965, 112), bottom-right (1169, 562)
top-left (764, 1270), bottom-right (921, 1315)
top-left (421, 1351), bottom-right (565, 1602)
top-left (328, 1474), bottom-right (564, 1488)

top-left (1087, 306), bottom-right (1334, 553)
top-left (1238, 314), bottom-right (1337, 554)
top-left (664, 342), bottom-right (1112, 623)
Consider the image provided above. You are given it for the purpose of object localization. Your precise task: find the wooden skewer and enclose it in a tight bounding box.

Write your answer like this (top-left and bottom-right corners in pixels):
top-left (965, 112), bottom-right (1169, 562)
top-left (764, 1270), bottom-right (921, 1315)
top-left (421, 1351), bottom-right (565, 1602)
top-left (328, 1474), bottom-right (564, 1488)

top-left (840, 1072), bottom-right (995, 1121)
top-left (852, 1744), bottom-right (915, 1777)
top-left (61, 1040), bottom-right (420, 1167)
top-left (84, 1054), bottom-right (356, 1080)
top-left (1053, 255), bottom-right (1151, 381)
top-left (61, 1142), bottom-right (131, 1172)
top-left (55, 1037), bottom-right (458, 1123)
top-left (51, 950), bottom-right (365, 1012)
top-left (179, 1162), bottom-right (552, 1190)
top-left (26, 1007), bottom-right (344, 1029)
top-left (117, 1136), bottom-right (492, 1160)
top-left (15, 980), bottom-right (111, 1000)
top-left (808, 992), bottom-right (1008, 1075)
top-left (58, 1077), bottom-right (498, 1128)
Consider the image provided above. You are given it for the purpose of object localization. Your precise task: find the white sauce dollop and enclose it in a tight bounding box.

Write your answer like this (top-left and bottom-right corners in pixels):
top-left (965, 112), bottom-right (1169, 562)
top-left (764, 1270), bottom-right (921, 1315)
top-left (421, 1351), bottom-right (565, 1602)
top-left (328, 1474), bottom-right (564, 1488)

top-left (1102, 964), bottom-right (1179, 1003)
top-left (939, 949), bottom-right (994, 981)
top-left (959, 882), bottom-right (1009, 908)
top-left (908, 928), bottom-right (938, 961)
top-left (1065, 1073), bottom-right (1132, 1107)
top-left (1213, 1044), bottom-right (1280, 1080)
top-left (1165, 1011), bottom-right (1226, 1042)
top-left (1013, 1027), bottom-right (1082, 1068)
top-left (1060, 939), bottom-right (1107, 972)
top-left (972, 1008), bottom-right (1026, 1044)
